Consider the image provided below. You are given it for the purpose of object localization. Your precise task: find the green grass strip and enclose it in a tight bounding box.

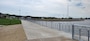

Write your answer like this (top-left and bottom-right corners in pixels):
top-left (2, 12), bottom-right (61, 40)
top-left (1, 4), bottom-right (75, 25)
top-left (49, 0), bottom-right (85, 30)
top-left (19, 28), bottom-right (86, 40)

top-left (0, 18), bottom-right (21, 25)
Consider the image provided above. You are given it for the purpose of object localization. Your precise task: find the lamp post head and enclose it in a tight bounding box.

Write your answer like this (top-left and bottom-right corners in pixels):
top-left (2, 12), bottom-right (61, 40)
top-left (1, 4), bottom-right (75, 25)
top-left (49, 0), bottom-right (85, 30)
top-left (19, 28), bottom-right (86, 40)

top-left (68, 0), bottom-right (71, 2)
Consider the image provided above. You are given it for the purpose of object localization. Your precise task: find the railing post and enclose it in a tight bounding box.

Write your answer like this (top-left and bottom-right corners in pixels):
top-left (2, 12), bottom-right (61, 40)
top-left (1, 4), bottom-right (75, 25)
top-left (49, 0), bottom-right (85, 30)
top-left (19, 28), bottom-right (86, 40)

top-left (88, 30), bottom-right (89, 41)
top-left (51, 21), bottom-right (52, 28)
top-left (59, 23), bottom-right (61, 31)
top-left (46, 21), bottom-right (47, 27)
top-left (79, 29), bottom-right (81, 41)
top-left (42, 21), bottom-right (43, 26)
top-left (72, 25), bottom-right (74, 40)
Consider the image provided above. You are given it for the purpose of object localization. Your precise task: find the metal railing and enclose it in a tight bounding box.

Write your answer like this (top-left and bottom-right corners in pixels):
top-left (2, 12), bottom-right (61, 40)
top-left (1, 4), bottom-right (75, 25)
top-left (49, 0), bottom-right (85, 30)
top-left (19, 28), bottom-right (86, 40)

top-left (72, 24), bottom-right (90, 41)
top-left (28, 19), bottom-right (90, 41)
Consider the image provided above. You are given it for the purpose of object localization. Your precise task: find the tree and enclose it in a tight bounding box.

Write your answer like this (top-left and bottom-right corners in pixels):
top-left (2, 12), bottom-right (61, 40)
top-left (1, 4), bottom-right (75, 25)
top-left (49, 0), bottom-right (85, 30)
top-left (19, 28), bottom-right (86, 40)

top-left (68, 17), bottom-right (73, 19)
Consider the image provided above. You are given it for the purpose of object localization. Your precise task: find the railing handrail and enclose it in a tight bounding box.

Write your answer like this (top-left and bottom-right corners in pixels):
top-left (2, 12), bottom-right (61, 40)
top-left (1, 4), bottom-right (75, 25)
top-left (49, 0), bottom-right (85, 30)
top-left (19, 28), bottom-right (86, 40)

top-left (73, 24), bottom-right (90, 29)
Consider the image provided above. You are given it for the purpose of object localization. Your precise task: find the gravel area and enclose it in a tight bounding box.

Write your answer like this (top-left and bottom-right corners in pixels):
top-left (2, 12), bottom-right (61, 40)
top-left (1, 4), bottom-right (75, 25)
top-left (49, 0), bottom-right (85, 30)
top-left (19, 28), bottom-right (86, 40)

top-left (0, 24), bottom-right (27, 41)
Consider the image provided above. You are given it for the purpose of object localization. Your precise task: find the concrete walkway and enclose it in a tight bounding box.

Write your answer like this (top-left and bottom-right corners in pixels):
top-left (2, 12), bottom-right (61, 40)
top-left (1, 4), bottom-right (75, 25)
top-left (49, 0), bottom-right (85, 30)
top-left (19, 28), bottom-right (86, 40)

top-left (21, 20), bottom-right (77, 41)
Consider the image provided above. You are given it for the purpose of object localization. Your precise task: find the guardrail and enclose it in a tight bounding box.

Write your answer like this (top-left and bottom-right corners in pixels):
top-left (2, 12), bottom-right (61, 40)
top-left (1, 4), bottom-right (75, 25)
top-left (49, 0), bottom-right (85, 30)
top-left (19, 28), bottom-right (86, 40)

top-left (28, 19), bottom-right (90, 41)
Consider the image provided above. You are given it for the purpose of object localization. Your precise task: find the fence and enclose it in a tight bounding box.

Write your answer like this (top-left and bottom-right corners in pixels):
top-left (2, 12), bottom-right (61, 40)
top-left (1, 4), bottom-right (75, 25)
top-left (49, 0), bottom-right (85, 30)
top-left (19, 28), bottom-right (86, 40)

top-left (28, 19), bottom-right (90, 41)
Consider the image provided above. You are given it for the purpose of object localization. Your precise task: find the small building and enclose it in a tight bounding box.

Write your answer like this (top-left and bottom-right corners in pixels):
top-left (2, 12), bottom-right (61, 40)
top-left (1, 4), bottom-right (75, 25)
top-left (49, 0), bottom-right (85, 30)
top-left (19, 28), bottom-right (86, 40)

top-left (0, 13), bottom-right (3, 18)
top-left (21, 16), bottom-right (32, 20)
top-left (15, 15), bottom-right (23, 19)
top-left (0, 13), bottom-right (10, 18)
top-left (41, 17), bottom-right (44, 19)
top-left (5, 14), bottom-right (10, 19)
top-left (31, 17), bottom-right (42, 20)
top-left (9, 15), bottom-right (16, 19)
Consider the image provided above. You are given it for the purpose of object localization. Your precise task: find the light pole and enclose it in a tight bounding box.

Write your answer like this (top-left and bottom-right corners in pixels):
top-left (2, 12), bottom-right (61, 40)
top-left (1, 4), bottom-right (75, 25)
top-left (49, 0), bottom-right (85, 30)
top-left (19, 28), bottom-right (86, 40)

top-left (19, 9), bottom-right (21, 16)
top-left (67, 0), bottom-right (70, 18)
top-left (19, 9), bottom-right (21, 19)
top-left (67, 0), bottom-right (72, 18)
top-left (67, 2), bottom-right (69, 18)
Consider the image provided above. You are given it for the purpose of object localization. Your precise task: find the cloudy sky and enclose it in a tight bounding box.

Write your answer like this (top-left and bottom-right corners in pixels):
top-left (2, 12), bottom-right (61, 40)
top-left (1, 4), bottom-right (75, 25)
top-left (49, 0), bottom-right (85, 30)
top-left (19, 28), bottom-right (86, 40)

top-left (0, 0), bottom-right (90, 18)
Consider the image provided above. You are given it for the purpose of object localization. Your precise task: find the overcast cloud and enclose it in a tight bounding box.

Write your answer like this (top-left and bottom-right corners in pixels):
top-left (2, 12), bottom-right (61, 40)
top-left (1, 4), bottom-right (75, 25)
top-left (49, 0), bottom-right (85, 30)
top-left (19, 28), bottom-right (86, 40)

top-left (0, 0), bottom-right (90, 18)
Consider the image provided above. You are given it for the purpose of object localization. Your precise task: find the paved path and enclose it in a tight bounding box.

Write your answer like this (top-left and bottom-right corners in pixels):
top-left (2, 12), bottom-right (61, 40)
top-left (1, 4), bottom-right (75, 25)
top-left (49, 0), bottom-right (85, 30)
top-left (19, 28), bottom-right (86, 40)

top-left (21, 20), bottom-right (77, 41)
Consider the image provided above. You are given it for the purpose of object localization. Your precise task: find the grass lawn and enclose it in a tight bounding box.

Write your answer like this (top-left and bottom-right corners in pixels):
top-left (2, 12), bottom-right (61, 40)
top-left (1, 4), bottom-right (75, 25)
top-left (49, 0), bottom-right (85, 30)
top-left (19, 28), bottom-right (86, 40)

top-left (0, 18), bottom-right (21, 25)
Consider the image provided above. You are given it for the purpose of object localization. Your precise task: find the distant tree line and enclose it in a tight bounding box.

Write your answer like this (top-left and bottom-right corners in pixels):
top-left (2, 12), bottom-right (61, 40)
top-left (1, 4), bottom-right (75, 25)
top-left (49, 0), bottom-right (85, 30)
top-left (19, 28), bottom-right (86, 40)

top-left (43, 17), bottom-right (57, 19)
top-left (0, 12), bottom-right (90, 20)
